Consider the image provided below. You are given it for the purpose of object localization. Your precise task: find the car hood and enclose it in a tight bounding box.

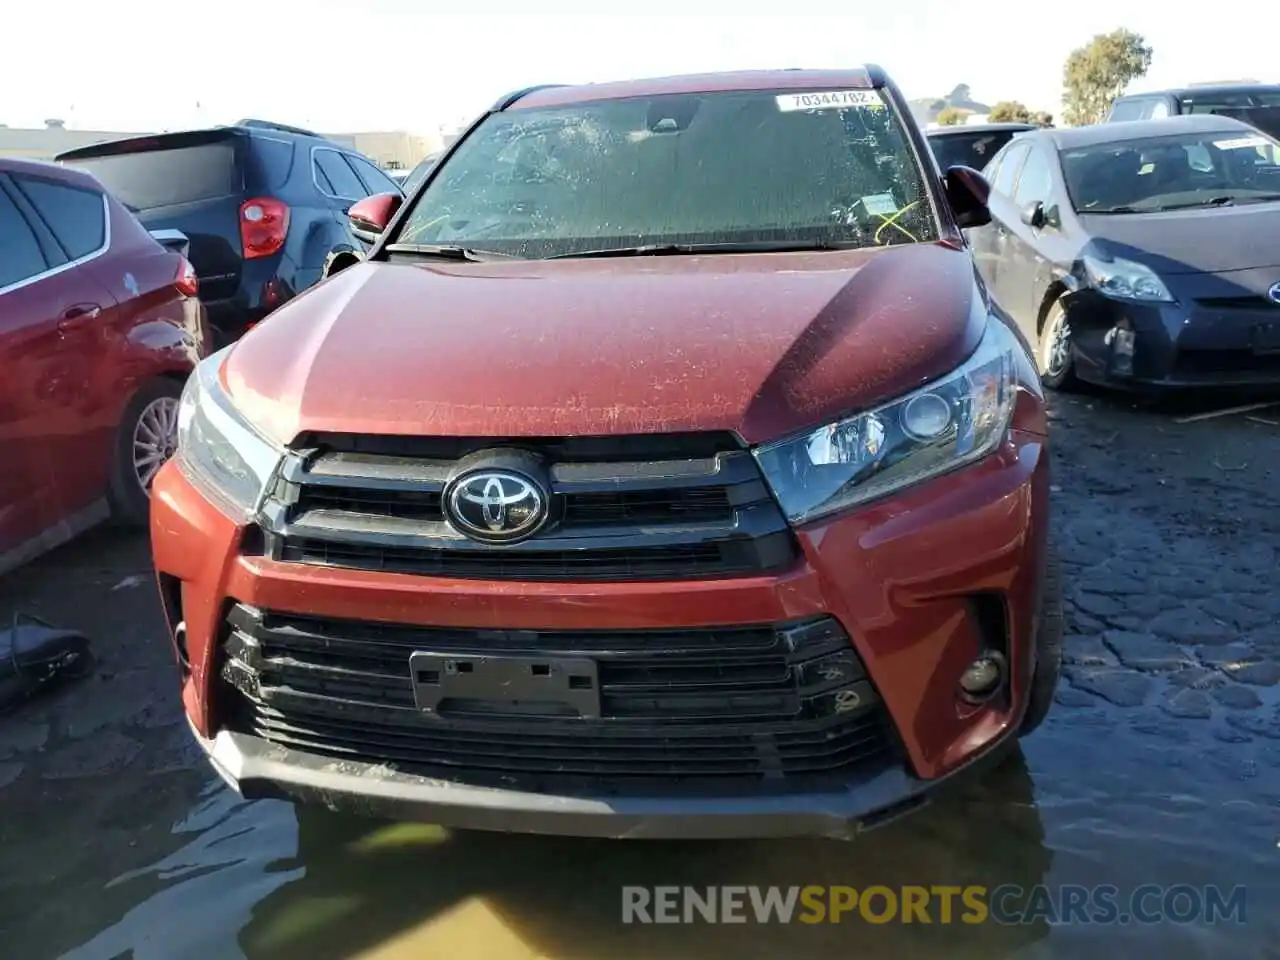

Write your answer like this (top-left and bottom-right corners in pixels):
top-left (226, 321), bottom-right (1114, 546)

top-left (1081, 202), bottom-right (1280, 274)
top-left (222, 244), bottom-right (987, 447)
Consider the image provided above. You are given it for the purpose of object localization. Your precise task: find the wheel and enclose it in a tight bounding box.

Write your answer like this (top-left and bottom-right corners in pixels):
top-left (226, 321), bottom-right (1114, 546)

top-left (108, 378), bottom-right (184, 527)
top-left (1020, 535), bottom-right (1063, 736)
top-left (1037, 300), bottom-right (1078, 390)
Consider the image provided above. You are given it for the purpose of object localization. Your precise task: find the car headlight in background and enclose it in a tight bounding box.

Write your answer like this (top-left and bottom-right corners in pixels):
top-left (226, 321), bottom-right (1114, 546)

top-left (753, 318), bottom-right (1020, 524)
top-left (175, 349), bottom-right (283, 522)
top-left (1083, 254), bottom-right (1173, 302)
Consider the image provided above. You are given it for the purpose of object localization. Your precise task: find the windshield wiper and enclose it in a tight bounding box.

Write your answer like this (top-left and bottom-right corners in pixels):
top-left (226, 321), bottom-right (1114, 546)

top-left (1155, 196), bottom-right (1238, 211)
top-left (383, 243), bottom-right (517, 261)
top-left (543, 240), bottom-right (856, 260)
top-left (1084, 205), bottom-right (1141, 215)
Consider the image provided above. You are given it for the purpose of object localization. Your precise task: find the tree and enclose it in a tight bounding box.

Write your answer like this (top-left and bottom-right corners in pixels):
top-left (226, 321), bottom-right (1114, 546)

top-left (988, 101), bottom-right (1034, 123)
top-left (935, 107), bottom-right (968, 126)
top-left (1030, 111), bottom-right (1054, 128)
top-left (1062, 28), bottom-right (1154, 126)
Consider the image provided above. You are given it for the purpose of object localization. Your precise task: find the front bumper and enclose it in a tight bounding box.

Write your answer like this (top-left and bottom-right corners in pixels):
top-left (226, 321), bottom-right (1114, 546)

top-left (194, 722), bottom-right (1017, 839)
top-left (153, 430), bottom-right (1049, 839)
top-left (1067, 289), bottom-right (1280, 389)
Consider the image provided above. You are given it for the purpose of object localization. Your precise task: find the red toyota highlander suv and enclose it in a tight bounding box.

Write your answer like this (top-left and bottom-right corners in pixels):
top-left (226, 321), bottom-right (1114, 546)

top-left (151, 66), bottom-right (1059, 839)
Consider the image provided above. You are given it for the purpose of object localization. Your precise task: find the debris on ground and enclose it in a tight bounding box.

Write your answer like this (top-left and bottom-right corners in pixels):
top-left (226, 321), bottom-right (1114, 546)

top-left (0, 614), bottom-right (93, 714)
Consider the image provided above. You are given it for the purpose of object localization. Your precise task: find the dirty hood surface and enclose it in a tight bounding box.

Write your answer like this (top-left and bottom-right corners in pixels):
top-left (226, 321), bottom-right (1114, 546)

top-left (222, 244), bottom-right (987, 447)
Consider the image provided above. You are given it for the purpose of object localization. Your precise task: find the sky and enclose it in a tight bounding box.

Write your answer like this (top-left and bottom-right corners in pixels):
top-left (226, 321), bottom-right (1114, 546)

top-left (3, 0), bottom-right (1277, 134)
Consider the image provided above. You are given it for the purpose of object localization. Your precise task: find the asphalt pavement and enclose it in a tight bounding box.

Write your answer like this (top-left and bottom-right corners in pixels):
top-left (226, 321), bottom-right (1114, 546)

top-left (1, 389), bottom-right (1278, 960)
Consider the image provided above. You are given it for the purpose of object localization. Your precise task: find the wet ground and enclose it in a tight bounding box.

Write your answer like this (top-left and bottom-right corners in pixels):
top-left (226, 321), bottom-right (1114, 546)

top-left (1, 391), bottom-right (1278, 960)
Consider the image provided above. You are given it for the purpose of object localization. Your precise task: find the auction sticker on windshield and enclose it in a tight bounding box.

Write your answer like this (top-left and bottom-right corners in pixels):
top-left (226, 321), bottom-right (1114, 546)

top-left (1213, 135), bottom-right (1269, 150)
top-left (776, 90), bottom-right (884, 112)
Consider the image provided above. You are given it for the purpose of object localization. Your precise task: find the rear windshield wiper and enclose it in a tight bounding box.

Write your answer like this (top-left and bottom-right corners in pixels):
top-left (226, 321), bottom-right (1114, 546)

top-left (543, 240), bottom-right (856, 260)
top-left (383, 243), bottom-right (517, 261)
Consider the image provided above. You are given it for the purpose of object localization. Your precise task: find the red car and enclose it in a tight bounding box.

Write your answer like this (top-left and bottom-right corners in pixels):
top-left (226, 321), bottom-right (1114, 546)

top-left (0, 157), bottom-right (208, 575)
top-left (153, 67), bottom-right (1059, 839)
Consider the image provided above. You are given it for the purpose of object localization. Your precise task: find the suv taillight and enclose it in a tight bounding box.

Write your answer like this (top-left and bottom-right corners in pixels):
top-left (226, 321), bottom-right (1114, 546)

top-left (239, 197), bottom-right (290, 259)
top-left (175, 255), bottom-right (199, 298)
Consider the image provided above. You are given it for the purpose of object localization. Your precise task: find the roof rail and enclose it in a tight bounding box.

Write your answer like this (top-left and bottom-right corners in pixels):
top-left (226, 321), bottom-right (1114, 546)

top-left (491, 85), bottom-right (569, 111)
top-left (233, 118), bottom-right (322, 137)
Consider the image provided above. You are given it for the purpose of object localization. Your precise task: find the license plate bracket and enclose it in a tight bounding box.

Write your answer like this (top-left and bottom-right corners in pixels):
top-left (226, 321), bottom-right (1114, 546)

top-left (1252, 320), bottom-right (1280, 354)
top-left (409, 652), bottom-right (601, 718)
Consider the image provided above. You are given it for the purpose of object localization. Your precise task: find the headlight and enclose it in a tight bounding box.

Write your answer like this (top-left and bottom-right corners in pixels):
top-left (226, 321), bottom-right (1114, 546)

top-left (1083, 254), bottom-right (1173, 302)
top-left (753, 319), bottom-right (1019, 524)
top-left (175, 349), bottom-right (283, 522)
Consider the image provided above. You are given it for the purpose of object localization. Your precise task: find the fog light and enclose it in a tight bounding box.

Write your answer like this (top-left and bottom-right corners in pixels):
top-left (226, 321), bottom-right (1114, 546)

top-left (959, 651), bottom-right (1006, 701)
top-left (1105, 324), bottom-right (1136, 376)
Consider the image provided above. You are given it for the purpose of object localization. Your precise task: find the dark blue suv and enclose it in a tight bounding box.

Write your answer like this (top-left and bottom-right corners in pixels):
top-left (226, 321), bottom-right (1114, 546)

top-left (57, 120), bottom-right (402, 346)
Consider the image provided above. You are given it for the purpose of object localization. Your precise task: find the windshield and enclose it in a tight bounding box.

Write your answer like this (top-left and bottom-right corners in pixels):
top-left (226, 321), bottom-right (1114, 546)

top-left (392, 89), bottom-right (938, 258)
top-left (928, 130), bottom-right (1025, 173)
top-left (1062, 129), bottom-right (1280, 213)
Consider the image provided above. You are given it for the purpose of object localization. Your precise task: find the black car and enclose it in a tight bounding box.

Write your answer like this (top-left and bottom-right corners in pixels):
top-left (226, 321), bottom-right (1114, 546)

top-left (926, 122), bottom-right (1036, 173)
top-left (969, 114), bottom-right (1280, 391)
top-left (56, 120), bottom-right (403, 346)
top-left (1106, 83), bottom-right (1280, 122)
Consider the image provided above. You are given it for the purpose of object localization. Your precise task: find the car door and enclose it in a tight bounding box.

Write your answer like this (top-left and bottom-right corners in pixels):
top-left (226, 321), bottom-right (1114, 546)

top-left (966, 147), bottom-right (1008, 284)
top-left (981, 141), bottom-right (1031, 315)
top-left (1001, 144), bottom-right (1062, 332)
top-left (311, 146), bottom-right (379, 251)
top-left (5, 172), bottom-right (122, 525)
top-left (0, 178), bottom-right (78, 560)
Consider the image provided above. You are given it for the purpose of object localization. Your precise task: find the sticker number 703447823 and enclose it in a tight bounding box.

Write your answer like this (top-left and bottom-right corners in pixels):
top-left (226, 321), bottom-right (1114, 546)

top-left (775, 90), bottom-right (884, 112)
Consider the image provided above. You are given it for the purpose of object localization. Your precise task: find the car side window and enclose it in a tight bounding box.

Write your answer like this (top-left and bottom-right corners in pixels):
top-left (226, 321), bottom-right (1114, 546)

top-left (1110, 97), bottom-right (1167, 121)
top-left (313, 148), bottom-right (368, 200)
top-left (347, 155), bottom-right (401, 196)
top-left (982, 150), bottom-right (1004, 184)
top-left (1013, 146), bottom-right (1054, 209)
top-left (992, 143), bottom-right (1029, 196)
top-left (0, 185), bottom-right (50, 291)
top-left (13, 176), bottom-right (106, 260)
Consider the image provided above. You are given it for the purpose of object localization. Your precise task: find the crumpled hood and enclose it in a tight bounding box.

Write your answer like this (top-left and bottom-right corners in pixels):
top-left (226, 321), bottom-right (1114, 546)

top-left (222, 243), bottom-right (987, 447)
top-left (1081, 202), bottom-right (1280, 275)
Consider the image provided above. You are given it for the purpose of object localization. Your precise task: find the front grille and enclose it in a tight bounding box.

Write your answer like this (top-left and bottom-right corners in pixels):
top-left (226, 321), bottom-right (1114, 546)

top-left (257, 432), bottom-right (799, 582)
top-left (219, 605), bottom-right (899, 795)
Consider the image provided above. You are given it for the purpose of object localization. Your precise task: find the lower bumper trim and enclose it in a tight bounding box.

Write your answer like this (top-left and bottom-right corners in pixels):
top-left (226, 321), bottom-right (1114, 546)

top-left (195, 723), bottom-right (951, 840)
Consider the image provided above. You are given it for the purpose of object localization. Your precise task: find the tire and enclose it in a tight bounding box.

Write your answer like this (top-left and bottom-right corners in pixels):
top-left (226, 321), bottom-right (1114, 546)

top-left (107, 378), bottom-right (184, 527)
top-left (1020, 535), bottom-right (1063, 736)
top-left (1037, 299), bottom-right (1078, 391)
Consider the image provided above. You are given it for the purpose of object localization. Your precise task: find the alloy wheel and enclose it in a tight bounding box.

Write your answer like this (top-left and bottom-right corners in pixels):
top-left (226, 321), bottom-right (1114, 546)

top-left (132, 396), bottom-right (180, 495)
top-left (1041, 305), bottom-right (1072, 378)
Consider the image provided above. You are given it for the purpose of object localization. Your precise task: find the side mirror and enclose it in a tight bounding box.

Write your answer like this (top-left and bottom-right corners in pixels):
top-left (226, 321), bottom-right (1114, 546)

top-left (348, 192), bottom-right (403, 244)
top-left (1020, 201), bottom-right (1047, 230)
top-left (943, 165), bottom-right (991, 229)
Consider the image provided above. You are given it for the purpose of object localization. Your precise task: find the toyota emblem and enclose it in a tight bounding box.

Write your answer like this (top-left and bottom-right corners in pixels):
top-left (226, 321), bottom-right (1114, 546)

top-left (446, 469), bottom-right (548, 543)
top-left (1268, 282), bottom-right (1280, 305)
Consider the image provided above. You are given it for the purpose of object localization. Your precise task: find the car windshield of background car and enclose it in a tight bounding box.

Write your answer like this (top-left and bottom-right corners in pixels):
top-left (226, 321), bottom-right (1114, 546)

top-left (930, 132), bottom-right (1020, 175)
top-left (393, 89), bottom-right (939, 258)
top-left (1061, 131), bottom-right (1280, 213)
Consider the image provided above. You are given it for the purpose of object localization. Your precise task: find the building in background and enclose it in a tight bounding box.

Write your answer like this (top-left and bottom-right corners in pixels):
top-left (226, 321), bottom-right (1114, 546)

top-left (0, 119), bottom-right (152, 160)
top-left (0, 119), bottom-right (447, 169)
